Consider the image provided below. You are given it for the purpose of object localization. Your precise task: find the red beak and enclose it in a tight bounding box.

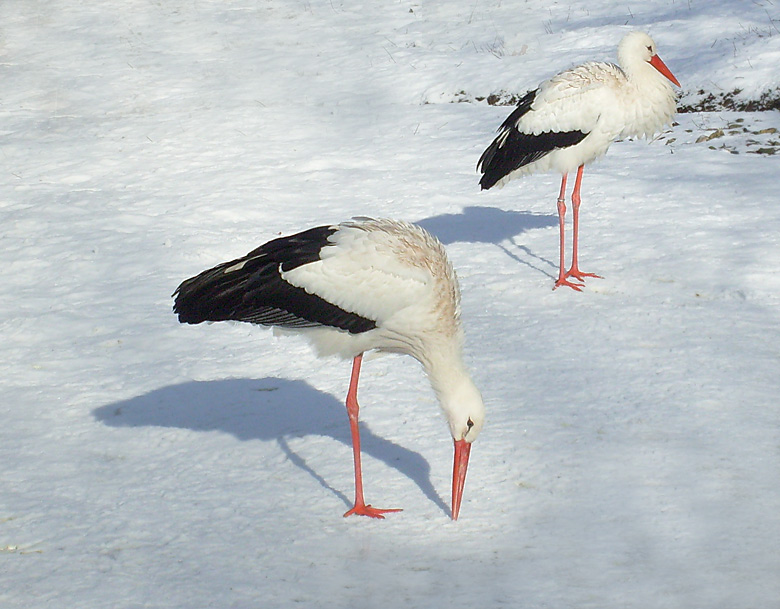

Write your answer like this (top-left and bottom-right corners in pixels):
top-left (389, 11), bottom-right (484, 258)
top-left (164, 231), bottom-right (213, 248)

top-left (649, 54), bottom-right (681, 87)
top-left (451, 439), bottom-right (472, 520)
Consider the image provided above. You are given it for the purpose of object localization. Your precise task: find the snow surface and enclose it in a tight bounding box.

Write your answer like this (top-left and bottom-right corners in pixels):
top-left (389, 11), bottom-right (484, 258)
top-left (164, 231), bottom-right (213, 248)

top-left (2, 1), bottom-right (779, 607)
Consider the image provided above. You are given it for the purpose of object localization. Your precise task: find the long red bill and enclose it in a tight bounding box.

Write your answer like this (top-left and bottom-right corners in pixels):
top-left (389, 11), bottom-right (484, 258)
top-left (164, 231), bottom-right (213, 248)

top-left (451, 439), bottom-right (472, 520)
top-left (649, 54), bottom-right (681, 87)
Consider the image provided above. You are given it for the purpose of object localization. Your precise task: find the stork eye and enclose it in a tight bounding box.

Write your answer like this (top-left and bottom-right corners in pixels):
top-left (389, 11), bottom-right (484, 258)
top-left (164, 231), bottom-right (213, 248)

top-left (467, 418), bottom-right (474, 429)
top-left (646, 45), bottom-right (653, 52)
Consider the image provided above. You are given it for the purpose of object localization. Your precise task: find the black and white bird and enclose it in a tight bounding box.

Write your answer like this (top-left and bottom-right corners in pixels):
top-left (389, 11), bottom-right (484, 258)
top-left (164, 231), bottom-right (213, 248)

top-left (173, 218), bottom-right (485, 520)
top-left (478, 31), bottom-right (680, 290)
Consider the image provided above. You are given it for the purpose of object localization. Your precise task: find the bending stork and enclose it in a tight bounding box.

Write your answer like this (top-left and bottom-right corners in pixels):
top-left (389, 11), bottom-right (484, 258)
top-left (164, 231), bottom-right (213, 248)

top-left (173, 218), bottom-right (485, 520)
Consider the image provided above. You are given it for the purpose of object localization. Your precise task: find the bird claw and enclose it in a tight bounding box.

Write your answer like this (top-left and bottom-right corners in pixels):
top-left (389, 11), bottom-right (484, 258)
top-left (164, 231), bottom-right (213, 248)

top-left (554, 277), bottom-right (584, 291)
top-left (566, 268), bottom-right (602, 281)
top-left (343, 503), bottom-right (403, 519)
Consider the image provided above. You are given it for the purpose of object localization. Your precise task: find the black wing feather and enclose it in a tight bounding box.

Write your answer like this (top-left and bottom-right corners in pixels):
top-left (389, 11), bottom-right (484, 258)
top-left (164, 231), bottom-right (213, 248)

top-left (173, 225), bottom-right (377, 334)
top-left (477, 89), bottom-right (588, 190)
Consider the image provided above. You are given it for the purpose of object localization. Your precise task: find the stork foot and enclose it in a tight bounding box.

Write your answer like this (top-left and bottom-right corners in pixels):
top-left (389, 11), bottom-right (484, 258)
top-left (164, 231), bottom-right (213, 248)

top-left (566, 268), bottom-right (602, 282)
top-left (343, 502), bottom-right (402, 519)
top-left (554, 277), bottom-right (585, 291)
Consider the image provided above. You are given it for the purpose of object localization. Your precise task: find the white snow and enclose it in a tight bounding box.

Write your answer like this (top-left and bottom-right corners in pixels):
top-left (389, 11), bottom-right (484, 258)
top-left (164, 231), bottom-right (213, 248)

top-left (2, 1), bottom-right (779, 607)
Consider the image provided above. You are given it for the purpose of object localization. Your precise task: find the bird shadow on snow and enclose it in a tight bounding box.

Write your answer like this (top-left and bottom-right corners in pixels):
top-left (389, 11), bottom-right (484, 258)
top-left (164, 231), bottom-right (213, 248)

top-left (92, 378), bottom-right (448, 515)
top-left (417, 206), bottom-right (559, 280)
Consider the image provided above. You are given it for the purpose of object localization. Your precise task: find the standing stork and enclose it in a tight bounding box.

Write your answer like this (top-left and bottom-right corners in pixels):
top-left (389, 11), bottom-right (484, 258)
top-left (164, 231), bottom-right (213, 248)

top-left (477, 31), bottom-right (680, 290)
top-left (173, 218), bottom-right (485, 520)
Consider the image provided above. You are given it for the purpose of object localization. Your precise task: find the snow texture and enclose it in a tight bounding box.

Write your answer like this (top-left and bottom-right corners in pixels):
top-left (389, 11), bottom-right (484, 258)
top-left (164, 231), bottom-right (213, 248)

top-left (2, 1), bottom-right (779, 608)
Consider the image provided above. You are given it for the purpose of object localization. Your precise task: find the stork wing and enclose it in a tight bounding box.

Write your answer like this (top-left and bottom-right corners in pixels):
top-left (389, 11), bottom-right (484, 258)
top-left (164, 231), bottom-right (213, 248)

top-left (282, 220), bottom-right (454, 328)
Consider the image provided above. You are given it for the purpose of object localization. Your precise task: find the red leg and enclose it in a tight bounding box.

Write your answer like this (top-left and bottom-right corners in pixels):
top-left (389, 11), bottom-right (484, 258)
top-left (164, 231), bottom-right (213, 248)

top-left (566, 165), bottom-right (601, 282)
top-left (553, 173), bottom-right (584, 291)
top-left (342, 354), bottom-right (402, 519)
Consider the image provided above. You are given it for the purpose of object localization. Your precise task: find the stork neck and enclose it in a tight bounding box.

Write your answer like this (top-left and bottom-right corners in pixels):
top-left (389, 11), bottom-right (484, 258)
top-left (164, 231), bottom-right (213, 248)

top-left (423, 346), bottom-right (475, 409)
top-left (419, 339), bottom-right (465, 391)
top-left (617, 64), bottom-right (677, 139)
top-left (423, 348), bottom-right (485, 443)
top-left (427, 359), bottom-right (470, 400)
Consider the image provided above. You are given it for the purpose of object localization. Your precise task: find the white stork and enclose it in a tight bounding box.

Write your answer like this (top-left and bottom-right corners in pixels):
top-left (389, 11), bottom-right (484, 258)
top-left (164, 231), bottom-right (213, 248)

top-left (478, 31), bottom-right (680, 290)
top-left (173, 218), bottom-right (485, 520)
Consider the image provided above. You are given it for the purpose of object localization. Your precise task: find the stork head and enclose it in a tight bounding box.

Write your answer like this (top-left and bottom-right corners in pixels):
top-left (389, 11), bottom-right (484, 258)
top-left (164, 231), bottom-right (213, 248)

top-left (619, 31), bottom-right (681, 88)
top-left (438, 376), bottom-right (485, 521)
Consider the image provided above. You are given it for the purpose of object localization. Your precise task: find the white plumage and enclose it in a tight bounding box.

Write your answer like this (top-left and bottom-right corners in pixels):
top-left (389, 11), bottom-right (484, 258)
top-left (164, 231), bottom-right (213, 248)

top-left (173, 218), bottom-right (485, 520)
top-left (282, 219), bottom-right (460, 358)
top-left (478, 31), bottom-right (680, 290)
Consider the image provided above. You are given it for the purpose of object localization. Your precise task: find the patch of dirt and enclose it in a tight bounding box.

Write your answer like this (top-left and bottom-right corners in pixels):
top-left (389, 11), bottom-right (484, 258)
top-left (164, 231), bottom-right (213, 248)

top-left (454, 90), bottom-right (523, 106)
top-left (653, 117), bottom-right (779, 156)
top-left (678, 88), bottom-right (780, 113)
